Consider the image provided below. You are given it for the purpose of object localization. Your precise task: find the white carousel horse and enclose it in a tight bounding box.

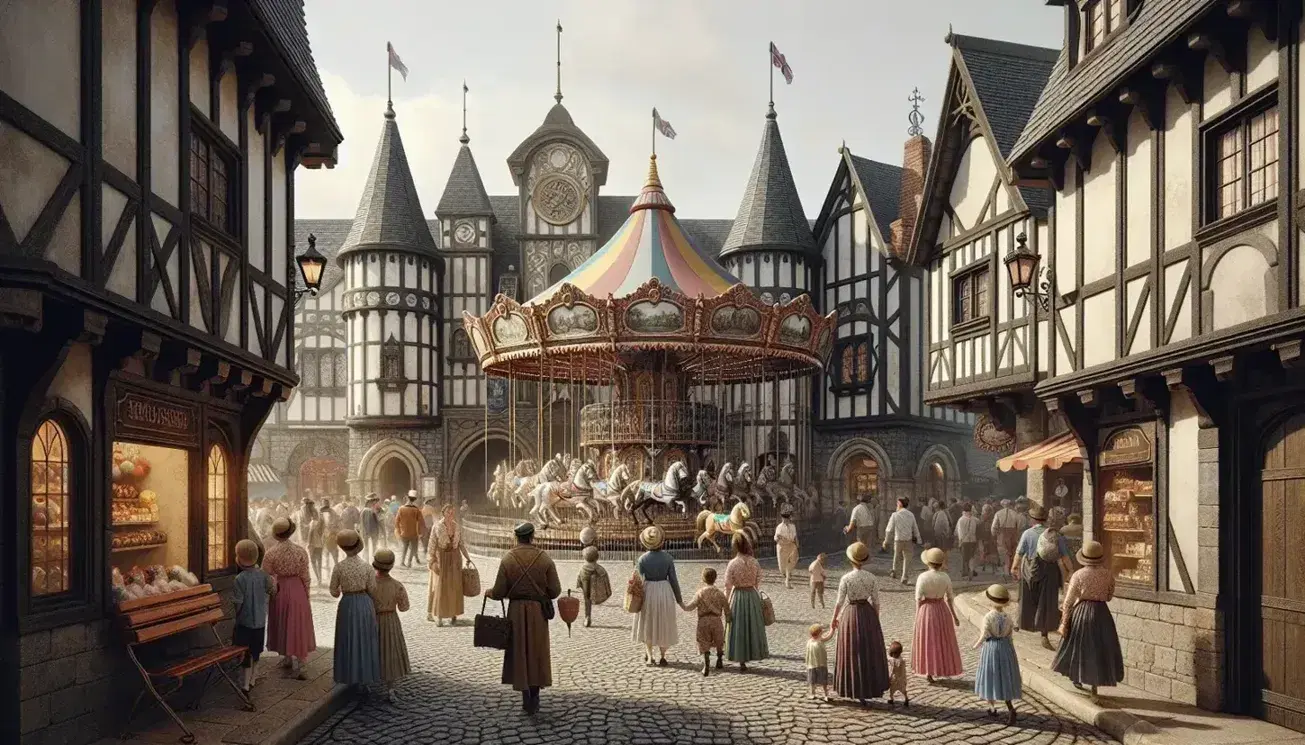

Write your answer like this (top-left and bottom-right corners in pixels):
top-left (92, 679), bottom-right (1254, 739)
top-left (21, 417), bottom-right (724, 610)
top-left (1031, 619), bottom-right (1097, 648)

top-left (694, 502), bottom-right (760, 554)
top-left (712, 462), bottom-right (736, 509)
top-left (777, 459), bottom-right (810, 509)
top-left (486, 463), bottom-right (511, 508)
top-left (528, 460), bottom-right (601, 528)
top-left (622, 461), bottom-right (692, 526)
top-left (512, 458), bottom-right (561, 509)
top-left (594, 461), bottom-right (634, 516)
top-left (734, 461), bottom-right (760, 506)
top-left (690, 469), bottom-right (713, 508)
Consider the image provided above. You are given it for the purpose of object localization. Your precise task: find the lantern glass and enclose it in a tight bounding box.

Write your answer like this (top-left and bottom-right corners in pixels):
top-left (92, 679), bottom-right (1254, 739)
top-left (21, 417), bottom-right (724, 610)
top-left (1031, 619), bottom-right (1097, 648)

top-left (1003, 249), bottom-right (1039, 293)
top-left (297, 241), bottom-right (327, 293)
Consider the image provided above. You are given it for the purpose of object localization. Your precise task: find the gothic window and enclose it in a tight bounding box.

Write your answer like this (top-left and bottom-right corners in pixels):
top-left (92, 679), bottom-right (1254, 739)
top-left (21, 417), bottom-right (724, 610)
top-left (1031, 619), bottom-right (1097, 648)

top-left (1205, 97), bottom-right (1280, 223)
top-left (319, 353), bottom-right (334, 388)
top-left (301, 353), bottom-right (319, 388)
top-left (451, 329), bottom-right (473, 361)
top-left (834, 336), bottom-right (872, 393)
top-left (206, 443), bottom-right (229, 572)
top-left (189, 122), bottom-right (237, 236)
top-left (952, 266), bottom-right (990, 326)
top-left (379, 335), bottom-right (406, 390)
top-left (334, 352), bottom-right (348, 387)
top-left (30, 418), bottom-right (73, 597)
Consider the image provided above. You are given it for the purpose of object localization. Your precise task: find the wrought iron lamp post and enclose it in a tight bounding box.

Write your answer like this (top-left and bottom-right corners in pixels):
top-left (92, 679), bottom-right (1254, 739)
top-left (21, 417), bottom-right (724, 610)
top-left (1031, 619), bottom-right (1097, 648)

top-left (293, 233), bottom-right (327, 304)
top-left (1003, 232), bottom-right (1055, 312)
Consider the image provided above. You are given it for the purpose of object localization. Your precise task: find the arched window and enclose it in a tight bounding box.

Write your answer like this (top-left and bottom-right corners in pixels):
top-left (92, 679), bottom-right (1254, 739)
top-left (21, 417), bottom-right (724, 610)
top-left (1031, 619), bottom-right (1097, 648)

top-left (548, 263), bottom-right (570, 286)
top-left (31, 419), bottom-right (72, 597)
top-left (451, 329), bottom-right (473, 360)
top-left (835, 337), bottom-right (872, 390)
top-left (334, 351), bottom-right (348, 387)
top-left (206, 443), bottom-right (229, 571)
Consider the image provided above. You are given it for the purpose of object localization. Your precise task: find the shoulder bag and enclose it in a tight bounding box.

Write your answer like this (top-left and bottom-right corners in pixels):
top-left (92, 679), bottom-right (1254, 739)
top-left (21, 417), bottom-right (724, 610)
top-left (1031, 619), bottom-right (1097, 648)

top-left (473, 551), bottom-right (540, 649)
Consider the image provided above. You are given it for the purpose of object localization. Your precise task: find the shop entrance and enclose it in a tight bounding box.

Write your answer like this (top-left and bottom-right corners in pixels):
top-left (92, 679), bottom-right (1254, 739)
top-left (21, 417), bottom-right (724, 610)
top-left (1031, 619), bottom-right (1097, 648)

top-left (377, 457), bottom-right (412, 500)
top-left (1259, 412), bottom-right (1305, 731)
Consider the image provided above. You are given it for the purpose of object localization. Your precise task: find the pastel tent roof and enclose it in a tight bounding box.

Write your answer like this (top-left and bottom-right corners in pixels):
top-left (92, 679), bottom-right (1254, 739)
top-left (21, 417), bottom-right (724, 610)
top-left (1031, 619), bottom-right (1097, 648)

top-left (527, 156), bottom-right (739, 304)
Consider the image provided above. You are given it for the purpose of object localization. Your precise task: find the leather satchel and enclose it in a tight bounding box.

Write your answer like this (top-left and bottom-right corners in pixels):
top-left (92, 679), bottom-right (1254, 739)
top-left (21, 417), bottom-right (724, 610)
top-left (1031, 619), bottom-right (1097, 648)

top-left (473, 597), bottom-right (512, 650)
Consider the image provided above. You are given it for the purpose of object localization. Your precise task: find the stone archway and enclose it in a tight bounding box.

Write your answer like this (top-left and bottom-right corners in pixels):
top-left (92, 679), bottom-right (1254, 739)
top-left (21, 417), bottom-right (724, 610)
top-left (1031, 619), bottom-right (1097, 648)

top-left (914, 444), bottom-right (962, 507)
top-left (356, 437), bottom-right (429, 498)
top-left (824, 438), bottom-right (895, 521)
top-left (283, 435), bottom-right (348, 501)
top-left (447, 427), bottom-right (536, 501)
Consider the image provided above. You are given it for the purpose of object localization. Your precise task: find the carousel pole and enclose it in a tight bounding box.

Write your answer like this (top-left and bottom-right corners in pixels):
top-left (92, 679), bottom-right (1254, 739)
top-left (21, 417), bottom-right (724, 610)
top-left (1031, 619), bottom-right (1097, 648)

top-left (483, 373), bottom-right (489, 503)
top-left (537, 377), bottom-right (543, 467)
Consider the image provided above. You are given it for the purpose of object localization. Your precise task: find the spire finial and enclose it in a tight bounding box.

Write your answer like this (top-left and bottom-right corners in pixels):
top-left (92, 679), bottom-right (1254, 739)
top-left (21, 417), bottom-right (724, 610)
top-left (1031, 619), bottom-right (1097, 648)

top-left (945, 23), bottom-right (955, 45)
top-left (460, 80), bottom-right (470, 144)
top-left (555, 21), bottom-right (564, 104)
top-left (644, 154), bottom-right (662, 189)
top-left (385, 100), bottom-right (396, 120)
top-left (908, 88), bottom-right (925, 137)
top-left (766, 100), bottom-right (777, 120)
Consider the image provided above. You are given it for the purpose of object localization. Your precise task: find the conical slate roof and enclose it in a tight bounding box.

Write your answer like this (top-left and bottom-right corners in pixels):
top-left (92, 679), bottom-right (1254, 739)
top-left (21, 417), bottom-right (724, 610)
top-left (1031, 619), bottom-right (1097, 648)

top-left (337, 105), bottom-right (439, 260)
top-left (719, 108), bottom-right (817, 259)
top-left (436, 143), bottom-right (494, 217)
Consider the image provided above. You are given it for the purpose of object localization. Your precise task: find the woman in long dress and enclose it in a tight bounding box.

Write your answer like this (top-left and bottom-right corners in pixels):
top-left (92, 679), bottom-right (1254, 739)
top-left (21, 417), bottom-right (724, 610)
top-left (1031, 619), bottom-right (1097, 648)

top-left (1014, 504), bottom-right (1073, 649)
top-left (427, 504), bottom-right (471, 626)
top-left (263, 517), bottom-right (316, 679)
top-left (632, 525), bottom-right (682, 666)
top-left (329, 529), bottom-right (381, 687)
top-left (368, 548), bottom-right (411, 702)
top-left (831, 542), bottom-right (891, 705)
top-left (972, 584), bottom-right (1022, 724)
top-left (723, 533), bottom-right (769, 671)
top-left (912, 547), bottom-right (964, 683)
top-left (1052, 540), bottom-right (1125, 696)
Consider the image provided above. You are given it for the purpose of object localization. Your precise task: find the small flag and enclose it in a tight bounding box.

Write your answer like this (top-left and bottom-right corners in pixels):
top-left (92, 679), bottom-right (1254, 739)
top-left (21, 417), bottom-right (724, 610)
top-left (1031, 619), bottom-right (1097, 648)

top-left (463, 80), bottom-right (469, 94)
top-left (653, 108), bottom-right (677, 140)
top-left (387, 42), bottom-right (408, 81)
top-left (769, 41), bottom-right (794, 84)
top-left (557, 21), bottom-right (563, 34)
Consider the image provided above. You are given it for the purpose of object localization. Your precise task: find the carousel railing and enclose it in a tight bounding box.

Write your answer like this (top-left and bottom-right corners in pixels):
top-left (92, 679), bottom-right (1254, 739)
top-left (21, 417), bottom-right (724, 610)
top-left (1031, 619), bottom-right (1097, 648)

top-left (578, 401), bottom-right (721, 446)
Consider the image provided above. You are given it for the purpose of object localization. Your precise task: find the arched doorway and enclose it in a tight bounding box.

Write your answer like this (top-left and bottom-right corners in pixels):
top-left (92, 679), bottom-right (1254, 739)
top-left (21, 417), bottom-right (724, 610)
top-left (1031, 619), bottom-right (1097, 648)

top-left (844, 455), bottom-right (880, 509)
top-left (548, 263), bottom-right (570, 286)
top-left (300, 457), bottom-right (346, 497)
top-left (922, 461), bottom-right (948, 505)
top-left (377, 457), bottom-right (412, 500)
top-left (456, 438), bottom-right (512, 506)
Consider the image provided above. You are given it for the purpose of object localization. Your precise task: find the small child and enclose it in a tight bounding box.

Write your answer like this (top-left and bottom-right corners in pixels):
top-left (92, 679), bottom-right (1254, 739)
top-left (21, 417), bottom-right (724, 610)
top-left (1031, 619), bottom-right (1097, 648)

top-left (808, 553), bottom-right (827, 609)
top-left (806, 624), bottom-right (835, 701)
top-left (973, 584), bottom-right (1021, 723)
top-left (887, 641), bottom-right (910, 707)
top-left (231, 539), bottom-right (276, 692)
top-left (576, 545), bottom-right (612, 628)
top-left (369, 549), bottom-right (410, 702)
top-left (681, 567), bottom-right (728, 676)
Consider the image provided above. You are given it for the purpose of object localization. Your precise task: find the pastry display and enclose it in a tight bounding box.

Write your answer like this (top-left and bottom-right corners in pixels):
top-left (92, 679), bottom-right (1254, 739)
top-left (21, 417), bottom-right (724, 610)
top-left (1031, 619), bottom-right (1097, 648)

top-left (110, 529), bottom-right (167, 549)
top-left (1100, 468), bottom-right (1155, 584)
top-left (112, 562), bottom-right (199, 603)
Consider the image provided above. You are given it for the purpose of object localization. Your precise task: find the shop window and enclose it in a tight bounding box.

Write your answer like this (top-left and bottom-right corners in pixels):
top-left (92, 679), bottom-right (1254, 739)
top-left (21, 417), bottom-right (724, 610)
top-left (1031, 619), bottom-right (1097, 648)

top-left (31, 419), bottom-right (73, 597)
top-left (952, 266), bottom-right (989, 326)
top-left (188, 123), bottom-right (237, 237)
top-left (1205, 99), bottom-right (1279, 224)
top-left (110, 442), bottom-right (192, 602)
top-left (206, 444), bottom-right (229, 572)
top-left (1096, 425), bottom-right (1156, 586)
top-left (378, 335), bottom-right (407, 391)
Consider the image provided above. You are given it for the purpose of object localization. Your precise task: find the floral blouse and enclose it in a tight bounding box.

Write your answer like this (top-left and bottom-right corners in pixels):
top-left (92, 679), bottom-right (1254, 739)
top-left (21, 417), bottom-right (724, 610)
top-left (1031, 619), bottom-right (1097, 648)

top-left (330, 554), bottom-right (377, 596)
top-left (834, 568), bottom-right (880, 611)
top-left (1061, 565), bottom-right (1115, 615)
top-left (369, 574), bottom-right (410, 614)
top-left (723, 554), bottom-right (763, 594)
top-left (683, 585), bottom-right (728, 617)
top-left (430, 519), bottom-right (462, 555)
top-left (263, 539), bottom-right (310, 587)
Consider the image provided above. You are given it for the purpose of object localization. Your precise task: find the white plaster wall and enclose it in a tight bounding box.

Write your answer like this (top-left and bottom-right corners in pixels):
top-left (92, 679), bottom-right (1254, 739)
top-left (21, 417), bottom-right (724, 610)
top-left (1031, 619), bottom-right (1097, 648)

top-left (1055, 305), bottom-right (1076, 373)
top-left (1165, 259), bottom-right (1192, 343)
top-left (270, 153), bottom-right (288, 285)
top-left (1163, 87), bottom-right (1194, 250)
top-left (102, 0), bottom-right (137, 179)
top-left (1055, 168), bottom-right (1079, 294)
top-left (47, 343), bottom-right (94, 428)
top-left (102, 183), bottom-right (136, 299)
top-left (0, 0), bottom-right (80, 139)
top-left (1125, 110), bottom-right (1152, 268)
top-left (247, 111), bottom-right (266, 270)
top-left (1081, 136), bottom-right (1117, 285)
top-left (1125, 276), bottom-right (1151, 354)
top-left (1207, 242), bottom-right (1275, 331)
top-left (1245, 25), bottom-right (1278, 93)
top-left (0, 126), bottom-right (72, 249)
top-left (949, 137), bottom-right (997, 230)
top-left (219, 74), bottom-right (239, 143)
top-left (150, 1), bottom-right (180, 209)
top-left (1082, 289), bottom-right (1116, 368)
top-left (1167, 387), bottom-right (1200, 592)
top-left (189, 39), bottom-right (210, 116)
top-left (1202, 56), bottom-right (1234, 120)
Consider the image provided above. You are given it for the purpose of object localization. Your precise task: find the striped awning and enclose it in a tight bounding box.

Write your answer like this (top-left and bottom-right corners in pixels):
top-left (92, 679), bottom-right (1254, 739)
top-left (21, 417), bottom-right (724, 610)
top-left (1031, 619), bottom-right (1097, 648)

top-left (996, 432), bottom-right (1085, 472)
top-left (247, 463), bottom-right (283, 484)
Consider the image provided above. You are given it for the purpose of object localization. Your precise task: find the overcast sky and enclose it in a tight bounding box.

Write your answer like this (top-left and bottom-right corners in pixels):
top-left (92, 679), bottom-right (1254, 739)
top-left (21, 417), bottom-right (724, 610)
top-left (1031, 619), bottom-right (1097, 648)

top-left (297, 0), bottom-right (1064, 221)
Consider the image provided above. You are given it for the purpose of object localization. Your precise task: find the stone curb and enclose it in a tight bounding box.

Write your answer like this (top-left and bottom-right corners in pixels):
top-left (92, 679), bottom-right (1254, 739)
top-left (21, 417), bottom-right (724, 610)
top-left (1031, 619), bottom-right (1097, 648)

top-left (954, 591), bottom-right (1168, 745)
top-left (262, 683), bottom-right (351, 745)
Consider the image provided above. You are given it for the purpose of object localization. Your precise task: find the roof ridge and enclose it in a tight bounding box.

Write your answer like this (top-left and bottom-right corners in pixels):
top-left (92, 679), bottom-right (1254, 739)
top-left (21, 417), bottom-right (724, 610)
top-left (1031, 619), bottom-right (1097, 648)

top-left (949, 32), bottom-right (1060, 63)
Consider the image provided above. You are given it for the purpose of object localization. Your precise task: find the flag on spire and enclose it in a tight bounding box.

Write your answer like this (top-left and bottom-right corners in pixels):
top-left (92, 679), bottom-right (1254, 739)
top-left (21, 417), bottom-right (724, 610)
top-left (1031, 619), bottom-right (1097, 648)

top-left (387, 42), bottom-right (408, 80)
top-left (769, 41), bottom-right (793, 84)
top-left (653, 108), bottom-right (677, 140)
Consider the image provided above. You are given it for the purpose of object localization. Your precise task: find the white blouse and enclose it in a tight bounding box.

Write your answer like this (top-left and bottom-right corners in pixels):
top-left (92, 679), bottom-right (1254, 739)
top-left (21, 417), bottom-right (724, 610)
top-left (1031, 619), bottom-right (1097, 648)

top-left (982, 609), bottom-right (1014, 640)
top-left (914, 568), bottom-right (954, 602)
top-left (834, 568), bottom-right (880, 610)
top-left (773, 521), bottom-right (797, 543)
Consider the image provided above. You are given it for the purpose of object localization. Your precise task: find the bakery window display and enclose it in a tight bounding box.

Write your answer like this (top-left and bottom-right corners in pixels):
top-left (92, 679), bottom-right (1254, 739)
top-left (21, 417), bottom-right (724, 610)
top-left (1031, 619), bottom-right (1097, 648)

top-left (31, 419), bottom-right (72, 597)
top-left (111, 442), bottom-right (190, 591)
top-left (1099, 469), bottom-right (1156, 585)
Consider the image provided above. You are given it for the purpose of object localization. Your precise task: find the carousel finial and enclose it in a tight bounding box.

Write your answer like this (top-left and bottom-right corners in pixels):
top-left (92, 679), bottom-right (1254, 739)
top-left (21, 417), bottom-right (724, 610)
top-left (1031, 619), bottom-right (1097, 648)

top-left (644, 154), bottom-right (662, 189)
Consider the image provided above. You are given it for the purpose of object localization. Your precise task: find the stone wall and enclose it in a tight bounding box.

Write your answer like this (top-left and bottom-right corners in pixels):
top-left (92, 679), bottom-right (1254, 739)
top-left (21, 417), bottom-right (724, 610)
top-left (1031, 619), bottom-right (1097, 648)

top-left (1106, 597), bottom-right (1223, 710)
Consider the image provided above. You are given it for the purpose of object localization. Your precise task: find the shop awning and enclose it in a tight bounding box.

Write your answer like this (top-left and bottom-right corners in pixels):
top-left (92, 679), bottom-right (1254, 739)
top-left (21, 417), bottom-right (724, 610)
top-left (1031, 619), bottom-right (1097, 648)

top-left (996, 432), bottom-right (1085, 472)
top-left (247, 463), bottom-right (282, 484)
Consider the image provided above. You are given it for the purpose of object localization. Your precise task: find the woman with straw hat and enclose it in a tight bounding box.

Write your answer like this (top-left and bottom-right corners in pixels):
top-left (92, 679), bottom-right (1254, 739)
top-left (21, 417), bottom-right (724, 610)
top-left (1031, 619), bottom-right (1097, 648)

top-left (723, 532), bottom-right (769, 671)
top-left (369, 549), bottom-right (411, 702)
top-left (971, 584), bottom-right (1022, 724)
top-left (329, 529), bottom-right (381, 688)
top-left (912, 547), bottom-right (963, 683)
top-left (1012, 502), bottom-right (1072, 649)
top-left (830, 542), bottom-right (890, 705)
top-left (263, 517), bottom-right (316, 679)
top-left (1052, 540), bottom-right (1125, 696)
top-left (633, 525), bottom-right (683, 666)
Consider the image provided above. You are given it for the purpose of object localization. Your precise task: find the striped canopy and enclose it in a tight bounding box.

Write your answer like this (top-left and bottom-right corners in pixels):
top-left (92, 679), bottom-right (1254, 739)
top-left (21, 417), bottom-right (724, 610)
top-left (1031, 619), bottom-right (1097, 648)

top-left (527, 156), bottom-right (738, 304)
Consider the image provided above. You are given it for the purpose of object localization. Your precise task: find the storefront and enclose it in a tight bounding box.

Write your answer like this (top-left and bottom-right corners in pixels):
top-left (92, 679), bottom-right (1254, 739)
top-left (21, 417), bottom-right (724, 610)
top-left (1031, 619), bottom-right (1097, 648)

top-left (1094, 423), bottom-right (1157, 587)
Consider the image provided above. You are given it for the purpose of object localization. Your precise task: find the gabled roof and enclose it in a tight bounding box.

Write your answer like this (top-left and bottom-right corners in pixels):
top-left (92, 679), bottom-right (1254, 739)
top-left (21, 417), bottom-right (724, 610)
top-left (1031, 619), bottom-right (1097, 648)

top-left (1010, 0), bottom-right (1219, 164)
top-left (812, 149), bottom-right (902, 258)
top-left (436, 144), bottom-right (495, 218)
top-left (505, 103), bottom-right (609, 186)
top-left (248, 0), bottom-right (341, 140)
top-left (336, 106), bottom-right (439, 261)
top-left (719, 108), bottom-right (818, 259)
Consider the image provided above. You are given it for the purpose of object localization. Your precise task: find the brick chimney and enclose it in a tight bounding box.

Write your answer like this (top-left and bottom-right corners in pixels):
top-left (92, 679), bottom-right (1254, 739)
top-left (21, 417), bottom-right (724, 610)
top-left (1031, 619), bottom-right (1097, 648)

top-left (889, 134), bottom-right (932, 261)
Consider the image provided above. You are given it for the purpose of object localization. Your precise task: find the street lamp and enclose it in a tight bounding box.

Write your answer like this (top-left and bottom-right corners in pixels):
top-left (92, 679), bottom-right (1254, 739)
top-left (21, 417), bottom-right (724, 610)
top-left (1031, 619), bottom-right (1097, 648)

top-left (1003, 232), bottom-right (1055, 312)
top-left (293, 233), bottom-right (327, 304)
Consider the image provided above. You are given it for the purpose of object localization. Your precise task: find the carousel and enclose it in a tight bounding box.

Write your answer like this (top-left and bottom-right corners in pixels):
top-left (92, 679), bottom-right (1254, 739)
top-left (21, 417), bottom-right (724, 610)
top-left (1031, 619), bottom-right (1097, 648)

top-left (460, 155), bottom-right (835, 558)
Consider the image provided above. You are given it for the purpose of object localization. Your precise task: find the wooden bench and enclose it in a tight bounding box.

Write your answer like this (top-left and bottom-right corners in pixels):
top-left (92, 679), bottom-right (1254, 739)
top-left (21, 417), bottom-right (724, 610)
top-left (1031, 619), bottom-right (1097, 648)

top-left (117, 584), bottom-right (254, 743)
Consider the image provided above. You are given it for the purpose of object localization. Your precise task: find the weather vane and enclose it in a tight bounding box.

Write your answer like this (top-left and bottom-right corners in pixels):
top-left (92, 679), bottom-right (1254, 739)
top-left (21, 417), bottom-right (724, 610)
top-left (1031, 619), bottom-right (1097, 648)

top-left (908, 88), bottom-right (925, 137)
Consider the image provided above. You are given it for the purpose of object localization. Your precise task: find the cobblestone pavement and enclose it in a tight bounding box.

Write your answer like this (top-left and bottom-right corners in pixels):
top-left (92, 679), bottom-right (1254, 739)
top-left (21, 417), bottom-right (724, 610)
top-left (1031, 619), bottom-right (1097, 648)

top-left (297, 550), bottom-right (1113, 745)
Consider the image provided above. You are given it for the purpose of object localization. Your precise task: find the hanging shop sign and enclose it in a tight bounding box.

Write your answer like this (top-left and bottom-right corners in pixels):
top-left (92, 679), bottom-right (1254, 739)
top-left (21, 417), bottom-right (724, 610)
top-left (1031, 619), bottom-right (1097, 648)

top-left (115, 390), bottom-right (199, 446)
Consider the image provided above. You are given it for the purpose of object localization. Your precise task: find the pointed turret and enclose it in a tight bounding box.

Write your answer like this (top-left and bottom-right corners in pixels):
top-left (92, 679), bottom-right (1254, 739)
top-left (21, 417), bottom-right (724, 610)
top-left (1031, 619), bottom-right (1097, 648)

top-left (436, 144), bottom-right (494, 218)
top-left (719, 107), bottom-right (817, 259)
top-left (337, 104), bottom-right (439, 260)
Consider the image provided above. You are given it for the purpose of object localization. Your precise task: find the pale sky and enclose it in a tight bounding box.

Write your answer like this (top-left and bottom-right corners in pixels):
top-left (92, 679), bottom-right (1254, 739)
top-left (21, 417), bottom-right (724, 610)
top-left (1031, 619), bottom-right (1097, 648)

top-left (297, 0), bottom-right (1064, 220)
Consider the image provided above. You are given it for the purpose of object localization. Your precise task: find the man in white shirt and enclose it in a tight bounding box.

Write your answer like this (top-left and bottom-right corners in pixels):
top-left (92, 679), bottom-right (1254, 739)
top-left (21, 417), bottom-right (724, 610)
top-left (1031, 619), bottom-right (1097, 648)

top-left (773, 506), bottom-right (799, 589)
top-left (881, 498), bottom-right (922, 585)
top-left (990, 499), bottom-right (1023, 579)
top-left (842, 494), bottom-right (876, 549)
top-left (954, 504), bottom-right (980, 579)
top-left (931, 500), bottom-right (952, 552)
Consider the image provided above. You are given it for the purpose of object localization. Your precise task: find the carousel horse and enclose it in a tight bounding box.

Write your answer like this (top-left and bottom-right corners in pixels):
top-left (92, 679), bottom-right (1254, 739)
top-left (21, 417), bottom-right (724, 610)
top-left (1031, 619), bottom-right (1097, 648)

top-left (486, 463), bottom-right (511, 508)
top-left (753, 459), bottom-right (786, 508)
top-left (512, 458), bottom-right (562, 510)
top-left (777, 459), bottom-right (810, 509)
top-left (594, 461), bottom-right (634, 516)
top-left (690, 469), bottom-right (713, 508)
top-left (734, 461), bottom-right (760, 506)
top-left (694, 502), bottom-right (760, 554)
top-left (622, 461), bottom-right (692, 526)
top-left (712, 462), bottom-right (736, 509)
top-left (528, 460), bottom-right (602, 528)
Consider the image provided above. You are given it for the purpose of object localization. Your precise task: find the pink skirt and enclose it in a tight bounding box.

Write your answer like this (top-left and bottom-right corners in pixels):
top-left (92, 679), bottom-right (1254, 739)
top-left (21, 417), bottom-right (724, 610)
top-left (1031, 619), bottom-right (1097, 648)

top-left (911, 597), bottom-right (963, 677)
top-left (267, 574), bottom-right (317, 659)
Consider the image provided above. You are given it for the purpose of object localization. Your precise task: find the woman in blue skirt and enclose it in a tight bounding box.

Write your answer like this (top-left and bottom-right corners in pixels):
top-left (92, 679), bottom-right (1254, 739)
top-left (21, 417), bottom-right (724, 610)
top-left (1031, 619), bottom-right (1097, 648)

top-left (971, 584), bottom-right (1022, 724)
top-left (329, 529), bottom-right (381, 689)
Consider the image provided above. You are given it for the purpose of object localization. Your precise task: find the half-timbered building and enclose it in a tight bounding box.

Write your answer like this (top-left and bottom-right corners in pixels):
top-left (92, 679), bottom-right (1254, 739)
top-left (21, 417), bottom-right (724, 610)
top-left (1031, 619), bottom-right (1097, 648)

top-left (0, 0), bottom-right (341, 741)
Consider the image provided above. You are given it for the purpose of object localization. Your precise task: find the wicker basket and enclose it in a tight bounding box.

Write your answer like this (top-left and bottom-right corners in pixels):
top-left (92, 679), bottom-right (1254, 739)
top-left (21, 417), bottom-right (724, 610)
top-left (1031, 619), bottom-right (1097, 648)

top-left (760, 591), bottom-right (776, 626)
top-left (623, 571), bottom-right (644, 614)
top-left (461, 560), bottom-right (481, 597)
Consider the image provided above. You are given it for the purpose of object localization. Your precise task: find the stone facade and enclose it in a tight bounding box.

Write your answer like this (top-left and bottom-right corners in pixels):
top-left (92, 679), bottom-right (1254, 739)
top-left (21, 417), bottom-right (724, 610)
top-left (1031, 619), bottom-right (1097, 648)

top-left (1107, 598), bottom-right (1223, 710)
top-left (346, 426), bottom-right (444, 498)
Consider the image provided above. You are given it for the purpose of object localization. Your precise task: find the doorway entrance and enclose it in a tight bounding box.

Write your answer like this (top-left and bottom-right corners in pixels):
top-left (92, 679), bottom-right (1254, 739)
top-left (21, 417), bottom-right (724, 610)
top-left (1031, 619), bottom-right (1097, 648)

top-left (378, 457), bottom-right (412, 500)
top-left (1259, 412), bottom-right (1305, 731)
top-left (457, 438), bottom-right (512, 507)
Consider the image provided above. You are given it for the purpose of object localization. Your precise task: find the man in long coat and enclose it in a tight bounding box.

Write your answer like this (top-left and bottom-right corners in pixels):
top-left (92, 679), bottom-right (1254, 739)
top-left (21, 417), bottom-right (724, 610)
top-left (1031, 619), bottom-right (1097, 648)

top-left (487, 523), bottom-right (561, 714)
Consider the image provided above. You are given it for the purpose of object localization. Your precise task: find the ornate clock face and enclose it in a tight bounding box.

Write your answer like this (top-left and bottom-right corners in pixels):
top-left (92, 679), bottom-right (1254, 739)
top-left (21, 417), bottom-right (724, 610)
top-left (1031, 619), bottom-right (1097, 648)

top-left (973, 414), bottom-right (1016, 454)
top-left (532, 174), bottom-right (585, 225)
top-left (454, 222), bottom-right (476, 245)
top-left (385, 292), bottom-right (400, 305)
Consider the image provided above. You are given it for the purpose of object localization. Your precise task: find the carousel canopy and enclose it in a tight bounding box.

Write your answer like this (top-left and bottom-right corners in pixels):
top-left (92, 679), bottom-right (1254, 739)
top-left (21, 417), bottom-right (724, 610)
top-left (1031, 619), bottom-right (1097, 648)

top-left (463, 155), bottom-right (836, 384)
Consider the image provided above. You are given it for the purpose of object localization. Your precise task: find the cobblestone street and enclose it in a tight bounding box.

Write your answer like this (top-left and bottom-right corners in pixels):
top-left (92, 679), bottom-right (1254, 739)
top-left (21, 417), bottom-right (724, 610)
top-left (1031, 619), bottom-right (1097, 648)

top-left (294, 550), bottom-right (1112, 745)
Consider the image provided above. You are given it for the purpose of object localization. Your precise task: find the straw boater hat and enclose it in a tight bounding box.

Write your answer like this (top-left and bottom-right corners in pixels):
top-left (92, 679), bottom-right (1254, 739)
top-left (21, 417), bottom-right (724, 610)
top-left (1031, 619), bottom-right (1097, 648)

top-left (846, 541), bottom-right (870, 565)
top-left (372, 548), bottom-right (396, 572)
top-left (272, 517), bottom-right (295, 540)
top-left (1027, 503), bottom-right (1048, 521)
top-left (336, 529), bottom-right (363, 554)
top-left (640, 525), bottom-right (666, 551)
top-left (1077, 539), bottom-right (1105, 566)
top-left (922, 547), bottom-right (947, 568)
top-left (985, 584), bottom-right (1011, 605)
top-left (235, 539), bottom-right (260, 568)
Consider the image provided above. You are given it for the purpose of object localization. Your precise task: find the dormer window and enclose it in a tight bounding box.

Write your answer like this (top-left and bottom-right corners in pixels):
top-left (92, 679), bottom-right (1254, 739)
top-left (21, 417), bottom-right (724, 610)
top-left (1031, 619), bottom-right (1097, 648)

top-left (1083, 0), bottom-right (1124, 55)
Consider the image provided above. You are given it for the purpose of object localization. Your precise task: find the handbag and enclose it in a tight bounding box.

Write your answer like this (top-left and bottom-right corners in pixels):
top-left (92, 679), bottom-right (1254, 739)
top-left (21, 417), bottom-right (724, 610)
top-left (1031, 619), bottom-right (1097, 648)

top-left (623, 570), bottom-right (644, 614)
top-left (473, 597), bottom-right (512, 650)
top-left (461, 560), bottom-right (481, 597)
top-left (760, 591), bottom-right (776, 626)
